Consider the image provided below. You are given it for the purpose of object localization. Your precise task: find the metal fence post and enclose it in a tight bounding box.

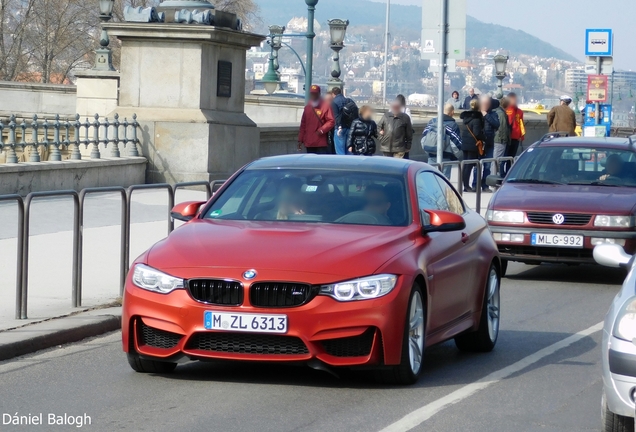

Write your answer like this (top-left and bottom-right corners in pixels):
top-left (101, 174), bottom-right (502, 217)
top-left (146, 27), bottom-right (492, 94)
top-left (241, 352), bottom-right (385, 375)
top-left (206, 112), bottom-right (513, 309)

top-left (91, 114), bottom-right (101, 159)
top-left (77, 187), bottom-right (127, 305)
top-left (0, 196), bottom-right (25, 319)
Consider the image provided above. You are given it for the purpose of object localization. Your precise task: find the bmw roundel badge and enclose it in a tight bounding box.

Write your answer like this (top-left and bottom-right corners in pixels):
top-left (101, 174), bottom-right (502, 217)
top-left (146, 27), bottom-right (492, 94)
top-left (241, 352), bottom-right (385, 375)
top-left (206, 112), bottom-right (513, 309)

top-left (243, 270), bottom-right (257, 280)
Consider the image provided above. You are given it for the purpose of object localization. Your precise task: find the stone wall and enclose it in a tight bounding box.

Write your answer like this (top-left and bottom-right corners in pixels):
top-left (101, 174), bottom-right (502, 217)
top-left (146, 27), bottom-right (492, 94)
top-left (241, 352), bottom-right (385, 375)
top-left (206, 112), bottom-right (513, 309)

top-left (0, 81), bottom-right (76, 117)
top-left (0, 157), bottom-right (147, 195)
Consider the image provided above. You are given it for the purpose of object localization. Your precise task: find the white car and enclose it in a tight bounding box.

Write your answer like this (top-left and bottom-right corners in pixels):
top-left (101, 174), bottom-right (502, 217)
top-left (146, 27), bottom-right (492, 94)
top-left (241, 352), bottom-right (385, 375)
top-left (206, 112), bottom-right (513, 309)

top-left (594, 244), bottom-right (636, 432)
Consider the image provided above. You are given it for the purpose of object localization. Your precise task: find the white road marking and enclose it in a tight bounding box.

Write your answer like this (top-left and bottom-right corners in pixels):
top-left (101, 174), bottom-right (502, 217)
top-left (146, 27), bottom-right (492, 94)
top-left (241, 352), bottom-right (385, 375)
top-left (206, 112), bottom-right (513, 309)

top-left (379, 321), bottom-right (604, 432)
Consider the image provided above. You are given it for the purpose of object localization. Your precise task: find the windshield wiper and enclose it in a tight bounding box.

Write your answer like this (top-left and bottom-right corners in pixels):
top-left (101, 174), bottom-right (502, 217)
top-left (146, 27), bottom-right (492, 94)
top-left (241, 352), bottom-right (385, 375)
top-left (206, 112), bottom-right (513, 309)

top-left (507, 179), bottom-right (564, 185)
top-left (567, 181), bottom-right (619, 187)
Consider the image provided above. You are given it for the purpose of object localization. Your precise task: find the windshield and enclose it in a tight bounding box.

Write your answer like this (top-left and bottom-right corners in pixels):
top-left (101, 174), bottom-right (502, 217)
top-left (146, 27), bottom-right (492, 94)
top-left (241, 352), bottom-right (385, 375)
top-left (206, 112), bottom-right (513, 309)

top-left (203, 169), bottom-right (410, 226)
top-left (507, 146), bottom-right (636, 187)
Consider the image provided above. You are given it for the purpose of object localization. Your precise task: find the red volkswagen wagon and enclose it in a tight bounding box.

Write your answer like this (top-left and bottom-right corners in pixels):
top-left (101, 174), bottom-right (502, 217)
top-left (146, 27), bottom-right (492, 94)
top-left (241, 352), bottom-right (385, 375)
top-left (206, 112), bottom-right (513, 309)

top-left (487, 136), bottom-right (636, 275)
top-left (123, 155), bottom-right (500, 384)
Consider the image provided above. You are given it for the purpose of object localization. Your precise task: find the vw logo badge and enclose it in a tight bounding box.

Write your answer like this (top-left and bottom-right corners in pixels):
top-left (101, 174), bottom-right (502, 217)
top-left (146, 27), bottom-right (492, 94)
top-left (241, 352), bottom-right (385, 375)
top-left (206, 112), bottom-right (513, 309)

top-left (243, 270), bottom-right (257, 280)
top-left (552, 213), bottom-right (565, 225)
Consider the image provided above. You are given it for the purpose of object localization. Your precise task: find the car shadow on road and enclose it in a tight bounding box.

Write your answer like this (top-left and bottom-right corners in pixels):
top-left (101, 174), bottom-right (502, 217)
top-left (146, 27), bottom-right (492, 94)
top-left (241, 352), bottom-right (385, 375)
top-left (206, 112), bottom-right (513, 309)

top-left (506, 263), bottom-right (625, 285)
top-left (154, 330), bottom-right (600, 390)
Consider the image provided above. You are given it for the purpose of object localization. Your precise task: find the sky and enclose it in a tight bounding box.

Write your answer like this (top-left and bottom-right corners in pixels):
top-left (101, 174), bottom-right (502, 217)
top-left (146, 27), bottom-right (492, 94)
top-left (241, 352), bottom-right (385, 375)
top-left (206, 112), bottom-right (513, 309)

top-left (370, 0), bottom-right (636, 70)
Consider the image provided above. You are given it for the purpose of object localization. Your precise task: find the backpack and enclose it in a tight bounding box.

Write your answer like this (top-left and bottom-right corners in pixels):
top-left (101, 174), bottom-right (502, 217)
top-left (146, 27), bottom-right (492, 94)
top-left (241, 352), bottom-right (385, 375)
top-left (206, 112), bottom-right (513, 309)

top-left (339, 98), bottom-right (359, 128)
top-left (421, 124), bottom-right (449, 155)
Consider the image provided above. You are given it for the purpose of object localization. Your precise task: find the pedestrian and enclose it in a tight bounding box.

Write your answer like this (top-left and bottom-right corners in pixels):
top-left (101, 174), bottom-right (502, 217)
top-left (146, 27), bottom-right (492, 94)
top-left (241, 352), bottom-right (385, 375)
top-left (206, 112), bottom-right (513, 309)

top-left (547, 95), bottom-right (577, 137)
top-left (460, 99), bottom-right (486, 193)
top-left (347, 105), bottom-right (378, 156)
top-left (298, 85), bottom-right (335, 154)
top-left (421, 103), bottom-right (463, 179)
top-left (331, 87), bottom-right (358, 155)
top-left (470, 96), bottom-right (500, 193)
top-left (378, 101), bottom-right (413, 159)
top-left (395, 94), bottom-right (413, 159)
top-left (505, 92), bottom-right (525, 170)
top-left (446, 91), bottom-right (462, 110)
top-left (493, 97), bottom-right (512, 177)
top-left (462, 88), bottom-right (479, 110)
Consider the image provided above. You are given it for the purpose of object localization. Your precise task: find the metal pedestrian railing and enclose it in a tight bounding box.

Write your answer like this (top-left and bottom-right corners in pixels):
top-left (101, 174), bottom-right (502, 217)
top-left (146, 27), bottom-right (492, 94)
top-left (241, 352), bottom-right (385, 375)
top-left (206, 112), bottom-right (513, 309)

top-left (3, 180), bottom-right (220, 320)
top-left (428, 156), bottom-right (516, 214)
top-left (0, 113), bottom-right (140, 163)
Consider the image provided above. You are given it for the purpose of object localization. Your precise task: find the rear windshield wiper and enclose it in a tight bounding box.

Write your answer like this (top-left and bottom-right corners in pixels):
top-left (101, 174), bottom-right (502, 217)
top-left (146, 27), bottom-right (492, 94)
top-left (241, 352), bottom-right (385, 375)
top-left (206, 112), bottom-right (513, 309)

top-left (507, 179), bottom-right (564, 185)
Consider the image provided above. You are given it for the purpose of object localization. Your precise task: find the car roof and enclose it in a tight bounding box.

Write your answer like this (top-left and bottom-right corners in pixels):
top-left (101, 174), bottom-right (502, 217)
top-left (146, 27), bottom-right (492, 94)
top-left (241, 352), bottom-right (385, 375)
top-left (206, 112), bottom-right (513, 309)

top-left (535, 136), bottom-right (635, 150)
top-left (246, 154), bottom-right (416, 175)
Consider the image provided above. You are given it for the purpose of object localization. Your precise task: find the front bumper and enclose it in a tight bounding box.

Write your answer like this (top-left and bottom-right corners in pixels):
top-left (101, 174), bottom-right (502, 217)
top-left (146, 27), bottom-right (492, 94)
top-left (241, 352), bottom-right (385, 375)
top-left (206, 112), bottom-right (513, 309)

top-left (122, 275), bottom-right (411, 368)
top-left (488, 225), bottom-right (636, 264)
top-left (603, 331), bottom-right (636, 418)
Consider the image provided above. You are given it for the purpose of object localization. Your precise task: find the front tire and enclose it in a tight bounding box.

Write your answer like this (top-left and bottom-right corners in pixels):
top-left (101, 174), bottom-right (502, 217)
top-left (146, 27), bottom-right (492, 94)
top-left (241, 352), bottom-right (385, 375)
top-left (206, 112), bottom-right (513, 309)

top-left (127, 353), bottom-right (177, 374)
top-left (455, 264), bottom-right (500, 352)
top-left (375, 284), bottom-right (425, 385)
top-left (602, 396), bottom-right (635, 432)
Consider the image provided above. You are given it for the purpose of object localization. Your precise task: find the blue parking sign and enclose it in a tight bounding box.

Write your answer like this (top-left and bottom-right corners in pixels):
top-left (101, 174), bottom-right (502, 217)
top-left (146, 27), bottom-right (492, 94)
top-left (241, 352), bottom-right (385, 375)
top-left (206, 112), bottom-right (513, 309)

top-left (585, 29), bottom-right (613, 57)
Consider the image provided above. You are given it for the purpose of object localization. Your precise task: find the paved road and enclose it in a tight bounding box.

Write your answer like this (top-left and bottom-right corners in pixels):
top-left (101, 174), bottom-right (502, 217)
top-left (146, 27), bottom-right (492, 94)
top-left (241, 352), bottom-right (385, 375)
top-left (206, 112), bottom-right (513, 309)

top-left (0, 262), bottom-right (622, 432)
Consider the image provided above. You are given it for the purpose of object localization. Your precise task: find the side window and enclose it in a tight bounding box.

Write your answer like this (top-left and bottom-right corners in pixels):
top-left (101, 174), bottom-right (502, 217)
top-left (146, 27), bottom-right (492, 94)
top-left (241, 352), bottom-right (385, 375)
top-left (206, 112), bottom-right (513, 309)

top-left (415, 171), bottom-right (448, 212)
top-left (434, 175), bottom-right (465, 215)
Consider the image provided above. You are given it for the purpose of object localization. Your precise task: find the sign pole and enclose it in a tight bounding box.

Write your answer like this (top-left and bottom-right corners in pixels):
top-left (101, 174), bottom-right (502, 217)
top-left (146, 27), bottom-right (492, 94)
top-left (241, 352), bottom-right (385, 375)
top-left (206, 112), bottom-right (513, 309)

top-left (436, 0), bottom-right (447, 165)
top-left (595, 56), bottom-right (601, 125)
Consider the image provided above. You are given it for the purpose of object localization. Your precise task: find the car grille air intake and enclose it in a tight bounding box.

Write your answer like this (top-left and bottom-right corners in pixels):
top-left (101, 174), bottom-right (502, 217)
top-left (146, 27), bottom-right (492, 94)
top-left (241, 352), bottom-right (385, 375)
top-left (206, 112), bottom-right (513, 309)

top-left (186, 333), bottom-right (309, 355)
top-left (322, 328), bottom-right (376, 357)
top-left (187, 279), bottom-right (243, 305)
top-left (139, 321), bottom-right (182, 349)
top-left (526, 212), bottom-right (592, 226)
top-left (250, 282), bottom-right (315, 307)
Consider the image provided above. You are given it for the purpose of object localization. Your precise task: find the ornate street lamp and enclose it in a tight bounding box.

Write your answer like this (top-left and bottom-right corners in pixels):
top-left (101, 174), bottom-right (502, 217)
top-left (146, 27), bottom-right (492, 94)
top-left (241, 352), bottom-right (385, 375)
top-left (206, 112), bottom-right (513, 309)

top-left (327, 19), bottom-right (349, 91)
top-left (268, 25), bottom-right (285, 72)
top-left (493, 54), bottom-right (509, 99)
top-left (95, 0), bottom-right (115, 71)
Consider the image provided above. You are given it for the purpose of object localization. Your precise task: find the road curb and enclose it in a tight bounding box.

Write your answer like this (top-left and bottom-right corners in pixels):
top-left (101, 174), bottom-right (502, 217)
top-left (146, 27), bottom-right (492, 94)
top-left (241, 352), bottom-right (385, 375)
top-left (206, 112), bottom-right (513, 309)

top-left (0, 308), bottom-right (121, 361)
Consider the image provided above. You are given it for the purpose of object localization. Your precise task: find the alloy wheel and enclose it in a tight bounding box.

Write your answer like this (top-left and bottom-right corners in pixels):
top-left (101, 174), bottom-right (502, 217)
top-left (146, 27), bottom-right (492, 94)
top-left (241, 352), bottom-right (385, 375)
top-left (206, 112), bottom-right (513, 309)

top-left (408, 291), bottom-right (425, 375)
top-left (486, 268), bottom-right (500, 342)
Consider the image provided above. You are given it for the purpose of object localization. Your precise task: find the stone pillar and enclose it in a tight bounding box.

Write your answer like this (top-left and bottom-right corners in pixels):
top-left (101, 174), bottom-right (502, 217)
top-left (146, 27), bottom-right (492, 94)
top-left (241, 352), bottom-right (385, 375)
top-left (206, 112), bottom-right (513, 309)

top-left (104, 23), bottom-right (264, 183)
top-left (74, 70), bottom-right (120, 118)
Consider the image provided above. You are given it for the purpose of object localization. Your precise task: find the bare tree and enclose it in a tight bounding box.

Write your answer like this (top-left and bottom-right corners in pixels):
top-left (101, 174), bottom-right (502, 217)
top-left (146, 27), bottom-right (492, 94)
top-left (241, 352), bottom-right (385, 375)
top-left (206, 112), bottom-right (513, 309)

top-left (211, 0), bottom-right (260, 28)
top-left (0, 0), bottom-right (37, 81)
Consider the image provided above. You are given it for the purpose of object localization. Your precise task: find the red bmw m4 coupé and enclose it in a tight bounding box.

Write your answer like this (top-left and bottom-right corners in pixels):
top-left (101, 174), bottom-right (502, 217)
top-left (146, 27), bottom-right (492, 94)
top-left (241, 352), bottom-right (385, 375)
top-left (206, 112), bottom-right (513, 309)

top-left (123, 155), bottom-right (500, 384)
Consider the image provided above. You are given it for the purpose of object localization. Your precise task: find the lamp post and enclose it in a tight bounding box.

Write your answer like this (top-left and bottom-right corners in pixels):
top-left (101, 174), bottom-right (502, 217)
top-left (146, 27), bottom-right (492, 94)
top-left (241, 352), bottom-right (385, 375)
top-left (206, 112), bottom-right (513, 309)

top-left (95, 0), bottom-right (115, 71)
top-left (493, 54), bottom-right (509, 99)
top-left (304, 0), bottom-right (319, 103)
top-left (327, 19), bottom-right (349, 92)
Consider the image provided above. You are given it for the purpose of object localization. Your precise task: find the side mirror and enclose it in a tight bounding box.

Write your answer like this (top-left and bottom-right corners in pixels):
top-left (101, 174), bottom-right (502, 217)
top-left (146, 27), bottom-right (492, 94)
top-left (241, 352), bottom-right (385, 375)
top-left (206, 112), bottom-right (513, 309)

top-left (422, 209), bottom-right (466, 234)
top-left (171, 201), bottom-right (207, 222)
top-left (593, 244), bottom-right (632, 268)
top-left (486, 175), bottom-right (504, 188)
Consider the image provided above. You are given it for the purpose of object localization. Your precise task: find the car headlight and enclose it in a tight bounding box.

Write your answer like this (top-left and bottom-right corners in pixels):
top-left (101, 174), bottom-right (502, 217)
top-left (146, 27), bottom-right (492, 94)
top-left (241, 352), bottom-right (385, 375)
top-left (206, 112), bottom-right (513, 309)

top-left (320, 274), bottom-right (398, 301)
top-left (486, 210), bottom-right (525, 223)
top-left (594, 215), bottom-right (633, 228)
top-left (613, 297), bottom-right (636, 342)
top-left (132, 264), bottom-right (184, 294)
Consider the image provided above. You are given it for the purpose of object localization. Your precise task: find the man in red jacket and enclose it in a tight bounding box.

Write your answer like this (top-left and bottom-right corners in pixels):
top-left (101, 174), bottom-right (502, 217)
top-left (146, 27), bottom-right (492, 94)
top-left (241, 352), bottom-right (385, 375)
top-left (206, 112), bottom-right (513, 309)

top-left (504, 92), bottom-right (525, 173)
top-left (298, 85), bottom-right (335, 154)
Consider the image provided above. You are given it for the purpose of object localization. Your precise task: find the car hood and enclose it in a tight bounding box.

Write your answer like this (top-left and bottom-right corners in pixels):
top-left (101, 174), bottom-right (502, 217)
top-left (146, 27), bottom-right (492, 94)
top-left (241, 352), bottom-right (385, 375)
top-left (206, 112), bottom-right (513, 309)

top-left (146, 219), bottom-right (416, 283)
top-left (493, 183), bottom-right (636, 214)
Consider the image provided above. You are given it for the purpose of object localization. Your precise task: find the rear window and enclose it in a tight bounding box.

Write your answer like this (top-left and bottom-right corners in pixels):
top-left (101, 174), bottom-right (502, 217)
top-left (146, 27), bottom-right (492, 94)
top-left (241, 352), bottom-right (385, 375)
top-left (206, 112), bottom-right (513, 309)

top-left (507, 146), bottom-right (636, 187)
top-left (204, 169), bottom-right (410, 226)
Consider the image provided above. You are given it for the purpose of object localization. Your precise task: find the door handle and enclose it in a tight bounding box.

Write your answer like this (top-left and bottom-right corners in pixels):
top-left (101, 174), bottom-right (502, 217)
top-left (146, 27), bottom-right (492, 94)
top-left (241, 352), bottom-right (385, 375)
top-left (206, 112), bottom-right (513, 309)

top-left (461, 233), bottom-right (470, 244)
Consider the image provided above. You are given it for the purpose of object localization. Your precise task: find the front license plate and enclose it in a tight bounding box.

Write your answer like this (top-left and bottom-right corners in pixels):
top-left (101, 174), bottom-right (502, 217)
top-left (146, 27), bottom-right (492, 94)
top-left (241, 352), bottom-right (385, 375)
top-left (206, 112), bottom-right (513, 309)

top-left (531, 233), bottom-right (583, 248)
top-left (204, 311), bottom-right (287, 334)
